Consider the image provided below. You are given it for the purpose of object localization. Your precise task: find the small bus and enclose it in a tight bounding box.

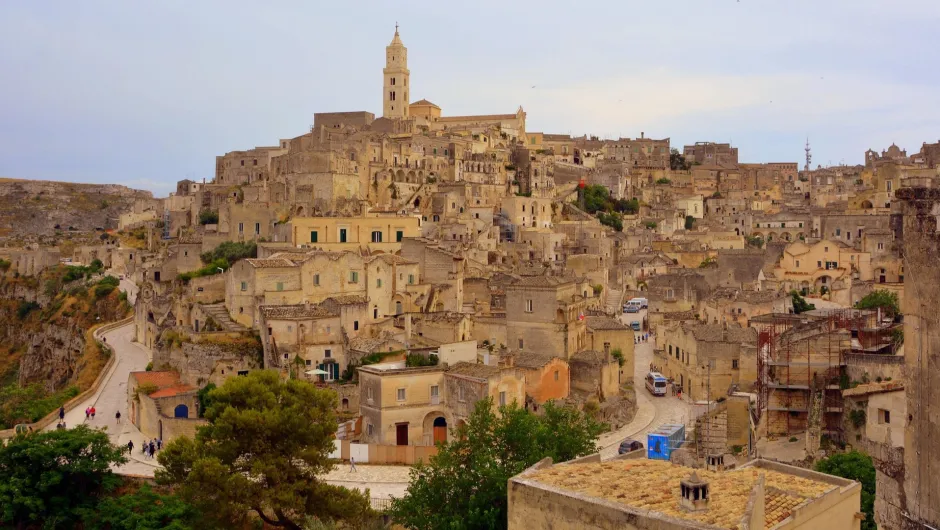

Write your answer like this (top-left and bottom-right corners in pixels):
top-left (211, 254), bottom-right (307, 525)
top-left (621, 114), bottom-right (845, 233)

top-left (645, 372), bottom-right (668, 396)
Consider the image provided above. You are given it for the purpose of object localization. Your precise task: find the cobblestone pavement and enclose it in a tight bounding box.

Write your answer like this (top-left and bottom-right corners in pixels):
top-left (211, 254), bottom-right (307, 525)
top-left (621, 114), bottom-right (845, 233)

top-left (598, 310), bottom-right (694, 460)
top-left (321, 464), bottom-right (413, 499)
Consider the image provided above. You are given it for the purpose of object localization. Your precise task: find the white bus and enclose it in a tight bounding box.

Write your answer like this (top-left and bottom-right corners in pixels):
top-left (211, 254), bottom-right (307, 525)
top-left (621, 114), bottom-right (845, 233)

top-left (646, 372), bottom-right (668, 396)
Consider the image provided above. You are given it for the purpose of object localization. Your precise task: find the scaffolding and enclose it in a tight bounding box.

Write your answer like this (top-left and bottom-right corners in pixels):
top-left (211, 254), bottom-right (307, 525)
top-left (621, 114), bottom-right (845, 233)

top-left (753, 310), bottom-right (874, 442)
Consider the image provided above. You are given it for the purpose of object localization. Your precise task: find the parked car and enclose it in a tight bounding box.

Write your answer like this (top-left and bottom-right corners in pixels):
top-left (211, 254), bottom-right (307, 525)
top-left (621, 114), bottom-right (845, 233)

top-left (618, 438), bottom-right (644, 454)
top-left (630, 321), bottom-right (642, 331)
top-left (624, 304), bottom-right (640, 313)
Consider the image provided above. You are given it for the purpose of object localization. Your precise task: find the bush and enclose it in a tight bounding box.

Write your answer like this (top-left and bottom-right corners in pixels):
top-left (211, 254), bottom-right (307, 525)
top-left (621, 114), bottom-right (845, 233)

top-left (93, 284), bottom-right (115, 299)
top-left (405, 353), bottom-right (439, 367)
top-left (745, 235), bottom-right (764, 249)
top-left (89, 258), bottom-right (104, 272)
top-left (791, 290), bottom-right (816, 314)
top-left (655, 177), bottom-right (671, 185)
top-left (0, 259), bottom-right (11, 271)
top-left (849, 409), bottom-right (866, 429)
top-left (17, 301), bottom-right (40, 320)
top-left (598, 212), bottom-right (623, 231)
top-left (198, 209), bottom-right (219, 225)
top-left (856, 290), bottom-right (900, 318)
top-left (644, 221), bottom-right (658, 229)
top-left (815, 451), bottom-right (876, 530)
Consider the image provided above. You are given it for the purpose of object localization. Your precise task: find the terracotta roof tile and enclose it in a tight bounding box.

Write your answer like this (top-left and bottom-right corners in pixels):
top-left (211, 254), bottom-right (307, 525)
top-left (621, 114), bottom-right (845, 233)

top-left (148, 384), bottom-right (196, 399)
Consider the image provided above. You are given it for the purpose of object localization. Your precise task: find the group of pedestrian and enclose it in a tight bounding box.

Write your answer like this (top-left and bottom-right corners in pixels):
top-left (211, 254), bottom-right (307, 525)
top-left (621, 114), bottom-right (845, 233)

top-left (634, 333), bottom-right (650, 344)
top-left (140, 438), bottom-right (162, 459)
top-left (84, 406), bottom-right (97, 420)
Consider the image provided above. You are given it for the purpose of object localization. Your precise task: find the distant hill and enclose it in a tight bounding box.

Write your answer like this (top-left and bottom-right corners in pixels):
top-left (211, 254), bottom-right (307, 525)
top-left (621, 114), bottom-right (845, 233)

top-left (0, 178), bottom-right (152, 238)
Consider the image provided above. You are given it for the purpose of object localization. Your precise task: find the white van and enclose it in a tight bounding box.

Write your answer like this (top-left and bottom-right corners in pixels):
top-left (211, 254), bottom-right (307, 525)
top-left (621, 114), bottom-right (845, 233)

top-left (627, 297), bottom-right (649, 309)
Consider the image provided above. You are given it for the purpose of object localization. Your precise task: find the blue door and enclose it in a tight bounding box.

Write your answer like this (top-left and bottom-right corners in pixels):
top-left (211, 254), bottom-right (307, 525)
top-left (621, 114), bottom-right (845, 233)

top-left (174, 404), bottom-right (189, 418)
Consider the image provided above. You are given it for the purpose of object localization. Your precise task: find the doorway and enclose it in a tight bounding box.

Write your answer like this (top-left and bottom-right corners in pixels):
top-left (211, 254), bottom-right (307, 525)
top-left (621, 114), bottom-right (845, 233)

top-left (433, 417), bottom-right (447, 444)
top-left (396, 423), bottom-right (408, 446)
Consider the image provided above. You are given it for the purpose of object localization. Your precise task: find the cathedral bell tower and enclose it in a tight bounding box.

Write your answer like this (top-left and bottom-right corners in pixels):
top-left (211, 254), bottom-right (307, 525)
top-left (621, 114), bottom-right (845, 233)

top-left (383, 24), bottom-right (410, 119)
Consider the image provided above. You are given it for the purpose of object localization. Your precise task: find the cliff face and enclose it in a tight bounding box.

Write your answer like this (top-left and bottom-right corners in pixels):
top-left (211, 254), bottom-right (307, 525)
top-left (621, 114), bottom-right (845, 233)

top-left (0, 270), bottom-right (129, 393)
top-left (0, 178), bottom-right (152, 238)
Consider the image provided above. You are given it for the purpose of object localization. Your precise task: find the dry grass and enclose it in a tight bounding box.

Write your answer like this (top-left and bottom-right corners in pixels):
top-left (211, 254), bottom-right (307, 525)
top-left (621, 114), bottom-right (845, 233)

top-left (74, 326), bottom-right (109, 391)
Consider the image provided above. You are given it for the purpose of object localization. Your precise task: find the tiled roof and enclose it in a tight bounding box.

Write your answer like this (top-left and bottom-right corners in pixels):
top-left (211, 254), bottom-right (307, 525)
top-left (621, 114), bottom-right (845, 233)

top-left (260, 304), bottom-right (337, 320)
top-left (348, 336), bottom-right (389, 353)
top-left (586, 316), bottom-right (629, 331)
top-left (367, 253), bottom-right (418, 265)
top-left (323, 294), bottom-right (369, 305)
top-left (410, 99), bottom-right (440, 108)
top-left (245, 258), bottom-right (298, 268)
top-left (842, 380), bottom-right (904, 397)
top-left (148, 384), bottom-right (196, 399)
top-left (446, 361), bottom-right (500, 380)
top-left (510, 275), bottom-right (572, 288)
top-left (130, 371), bottom-right (182, 389)
top-left (527, 459), bottom-right (831, 529)
top-left (512, 352), bottom-right (559, 370)
top-left (570, 350), bottom-right (610, 366)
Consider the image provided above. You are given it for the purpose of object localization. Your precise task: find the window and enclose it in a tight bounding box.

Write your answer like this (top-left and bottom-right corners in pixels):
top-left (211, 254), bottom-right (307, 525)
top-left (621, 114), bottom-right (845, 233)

top-left (373, 307), bottom-right (379, 319)
top-left (796, 261), bottom-right (800, 268)
top-left (732, 359), bottom-right (739, 369)
top-left (396, 230), bottom-right (404, 242)
top-left (268, 327), bottom-right (273, 336)
top-left (430, 385), bottom-right (439, 401)
top-left (287, 325), bottom-right (292, 332)
top-left (878, 242), bottom-right (884, 250)
top-left (252, 159), bottom-right (257, 166)
top-left (325, 349), bottom-right (331, 358)
top-left (554, 370), bottom-right (559, 381)
top-left (238, 222), bottom-right (244, 233)
top-left (354, 320), bottom-right (359, 331)
top-left (669, 345), bottom-right (673, 355)
top-left (391, 77), bottom-right (396, 86)
top-left (314, 274), bottom-right (320, 285)
top-left (255, 222), bottom-right (260, 235)
top-left (310, 231), bottom-right (318, 243)
top-left (397, 388), bottom-right (406, 402)
top-left (377, 278), bottom-right (382, 288)
top-left (339, 228), bottom-right (347, 243)
top-left (836, 228), bottom-right (841, 236)
top-left (367, 424), bottom-right (374, 436)
top-left (367, 387), bottom-right (374, 403)
top-left (499, 391), bottom-right (506, 407)
top-left (350, 271), bottom-right (359, 283)
top-left (240, 281), bottom-right (247, 291)
top-left (408, 274), bottom-right (415, 284)
top-left (371, 231), bottom-right (383, 243)
top-left (879, 408), bottom-right (891, 424)
top-left (305, 359), bottom-right (312, 366)
top-left (525, 299), bottom-right (533, 312)
top-left (458, 386), bottom-right (466, 402)
top-left (276, 282), bottom-right (283, 291)
top-left (518, 338), bottom-right (524, 349)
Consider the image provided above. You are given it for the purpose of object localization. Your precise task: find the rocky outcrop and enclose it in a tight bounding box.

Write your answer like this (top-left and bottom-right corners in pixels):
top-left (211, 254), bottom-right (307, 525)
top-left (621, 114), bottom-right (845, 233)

top-left (16, 320), bottom-right (86, 392)
top-left (0, 178), bottom-right (152, 238)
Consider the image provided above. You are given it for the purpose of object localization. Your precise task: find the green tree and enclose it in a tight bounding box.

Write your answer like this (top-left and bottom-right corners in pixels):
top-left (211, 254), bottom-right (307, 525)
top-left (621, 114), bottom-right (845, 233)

top-left (815, 451), bottom-right (875, 530)
top-left (598, 212), bottom-right (623, 231)
top-left (0, 425), bottom-right (128, 529)
top-left (582, 184), bottom-right (610, 214)
top-left (195, 382), bottom-right (216, 418)
top-left (198, 209), bottom-right (219, 225)
top-left (84, 484), bottom-right (199, 530)
top-left (745, 235), bottom-right (764, 249)
top-left (200, 241), bottom-right (258, 265)
top-left (669, 148), bottom-right (691, 170)
top-left (156, 370), bottom-right (372, 530)
top-left (790, 290), bottom-right (816, 314)
top-left (389, 398), bottom-right (604, 530)
top-left (856, 290), bottom-right (900, 318)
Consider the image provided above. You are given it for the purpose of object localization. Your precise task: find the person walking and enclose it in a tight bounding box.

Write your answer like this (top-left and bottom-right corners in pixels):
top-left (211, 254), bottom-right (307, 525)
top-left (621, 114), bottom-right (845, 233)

top-left (127, 440), bottom-right (134, 454)
top-left (349, 456), bottom-right (357, 473)
top-left (85, 407), bottom-right (90, 419)
top-left (149, 440), bottom-right (156, 458)
top-left (90, 406), bottom-right (96, 419)
top-left (115, 411), bottom-right (121, 424)
top-left (59, 406), bottom-right (65, 421)
top-left (157, 438), bottom-right (162, 451)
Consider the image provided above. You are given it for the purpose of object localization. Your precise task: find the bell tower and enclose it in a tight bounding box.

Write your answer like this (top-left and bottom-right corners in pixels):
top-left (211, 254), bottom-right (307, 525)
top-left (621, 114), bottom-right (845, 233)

top-left (383, 23), bottom-right (410, 119)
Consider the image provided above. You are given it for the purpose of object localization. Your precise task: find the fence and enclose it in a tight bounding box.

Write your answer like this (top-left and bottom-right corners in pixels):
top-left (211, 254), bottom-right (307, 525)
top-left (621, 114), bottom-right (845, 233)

top-left (370, 497), bottom-right (393, 512)
top-left (0, 317), bottom-right (133, 440)
top-left (329, 439), bottom-right (439, 465)
top-left (844, 352), bottom-right (904, 366)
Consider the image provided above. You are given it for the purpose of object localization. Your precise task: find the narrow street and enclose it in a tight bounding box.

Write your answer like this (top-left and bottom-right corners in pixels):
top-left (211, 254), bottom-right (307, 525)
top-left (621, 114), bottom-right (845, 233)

top-left (597, 309), bottom-right (694, 459)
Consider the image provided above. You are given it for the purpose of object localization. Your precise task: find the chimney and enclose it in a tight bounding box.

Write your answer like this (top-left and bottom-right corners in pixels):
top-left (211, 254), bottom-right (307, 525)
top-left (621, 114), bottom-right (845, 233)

top-left (404, 313), bottom-right (413, 340)
top-left (304, 300), bottom-right (310, 310)
top-left (706, 454), bottom-right (725, 472)
top-left (679, 472), bottom-right (709, 513)
top-left (641, 131), bottom-right (645, 139)
top-left (604, 343), bottom-right (611, 355)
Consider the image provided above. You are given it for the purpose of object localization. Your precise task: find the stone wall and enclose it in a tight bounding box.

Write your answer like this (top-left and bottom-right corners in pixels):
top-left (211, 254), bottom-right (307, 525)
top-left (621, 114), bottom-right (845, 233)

top-left (153, 334), bottom-right (262, 388)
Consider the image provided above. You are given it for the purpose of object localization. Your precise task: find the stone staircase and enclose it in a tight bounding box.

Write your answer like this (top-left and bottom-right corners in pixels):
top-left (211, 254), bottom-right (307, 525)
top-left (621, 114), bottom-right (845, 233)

top-left (605, 288), bottom-right (624, 314)
top-left (199, 303), bottom-right (246, 332)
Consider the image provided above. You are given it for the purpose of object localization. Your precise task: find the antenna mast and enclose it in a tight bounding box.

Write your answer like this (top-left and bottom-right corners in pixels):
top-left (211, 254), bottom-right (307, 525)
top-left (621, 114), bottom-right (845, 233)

top-left (804, 138), bottom-right (812, 172)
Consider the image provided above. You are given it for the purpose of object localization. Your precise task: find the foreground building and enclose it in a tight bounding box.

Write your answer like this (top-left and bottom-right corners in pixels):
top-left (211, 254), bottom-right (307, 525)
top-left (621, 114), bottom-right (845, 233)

top-left (508, 457), bottom-right (862, 529)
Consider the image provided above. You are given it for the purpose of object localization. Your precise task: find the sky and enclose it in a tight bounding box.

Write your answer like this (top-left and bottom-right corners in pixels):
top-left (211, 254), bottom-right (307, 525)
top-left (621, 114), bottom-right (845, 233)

top-left (1, 0), bottom-right (938, 196)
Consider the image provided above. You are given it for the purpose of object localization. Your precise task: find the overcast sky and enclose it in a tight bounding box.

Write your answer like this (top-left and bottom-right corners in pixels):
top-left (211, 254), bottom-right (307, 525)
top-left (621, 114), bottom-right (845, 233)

top-left (1, 1), bottom-right (938, 196)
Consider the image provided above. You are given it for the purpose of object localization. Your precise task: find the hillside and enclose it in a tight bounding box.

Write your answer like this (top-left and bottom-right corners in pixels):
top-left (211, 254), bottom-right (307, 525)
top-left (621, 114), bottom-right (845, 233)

top-left (0, 178), bottom-right (152, 240)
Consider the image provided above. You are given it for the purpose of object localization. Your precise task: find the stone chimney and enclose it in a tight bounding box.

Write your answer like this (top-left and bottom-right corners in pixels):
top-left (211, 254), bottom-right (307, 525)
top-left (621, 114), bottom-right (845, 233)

top-left (641, 131), bottom-right (645, 139)
top-left (304, 300), bottom-right (310, 310)
top-left (679, 472), bottom-right (709, 513)
top-left (706, 454), bottom-right (725, 472)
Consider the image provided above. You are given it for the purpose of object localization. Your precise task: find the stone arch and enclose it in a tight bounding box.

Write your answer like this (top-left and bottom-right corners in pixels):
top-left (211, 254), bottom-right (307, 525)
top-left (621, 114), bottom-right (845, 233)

top-left (781, 232), bottom-right (792, 242)
top-left (861, 199), bottom-right (873, 209)
top-left (407, 171), bottom-right (417, 183)
top-left (396, 169), bottom-right (405, 181)
top-left (413, 196), bottom-right (421, 208)
top-left (173, 404), bottom-right (189, 418)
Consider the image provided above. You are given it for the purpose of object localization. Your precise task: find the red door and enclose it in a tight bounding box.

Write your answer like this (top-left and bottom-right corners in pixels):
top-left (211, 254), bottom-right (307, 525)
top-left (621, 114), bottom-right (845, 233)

top-left (432, 417), bottom-right (447, 444)
top-left (396, 423), bottom-right (408, 446)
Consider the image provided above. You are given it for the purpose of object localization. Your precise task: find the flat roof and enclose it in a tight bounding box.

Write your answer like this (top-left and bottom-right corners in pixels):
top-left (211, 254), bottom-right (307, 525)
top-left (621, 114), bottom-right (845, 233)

top-left (523, 459), bottom-right (838, 529)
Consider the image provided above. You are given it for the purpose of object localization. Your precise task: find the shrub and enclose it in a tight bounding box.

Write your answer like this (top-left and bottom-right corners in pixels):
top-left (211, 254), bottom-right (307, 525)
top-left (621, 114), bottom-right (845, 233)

top-left (16, 301), bottom-right (40, 320)
top-left (655, 177), bottom-right (671, 185)
top-left (0, 259), bottom-right (11, 271)
top-left (644, 221), bottom-right (658, 229)
top-left (788, 436), bottom-right (798, 442)
top-left (856, 290), bottom-right (900, 318)
top-left (93, 284), bottom-right (115, 299)
top-left (198, 209), bottom-right (219, 225)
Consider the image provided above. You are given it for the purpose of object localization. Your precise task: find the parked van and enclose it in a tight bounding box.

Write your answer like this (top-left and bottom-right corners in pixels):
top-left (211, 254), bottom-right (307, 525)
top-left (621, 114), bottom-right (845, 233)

top-left (630, 320), bottom-right (642, 331)
top-left (645, 372), bottom-right (668, 396)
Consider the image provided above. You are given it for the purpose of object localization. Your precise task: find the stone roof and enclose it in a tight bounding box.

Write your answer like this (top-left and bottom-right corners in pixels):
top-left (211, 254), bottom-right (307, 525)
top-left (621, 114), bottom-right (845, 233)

top-left (245, 258), bottom-right (298, 268)
top-left (526, 459), bottom-right (833, 529)
top-left (260, 304), bottom-right (337, 320)
top-left (446, 361), bottom-right (500, 380)
top-left (323, 294), bottom-right (369, 305)
top-left (512, 352), bottom-right (559, 370)
top-left (367, 253), bottom-right (418, 265)
top-left (681, 322), bottom-right (757, 344)
top-left (510, 275), bottom-right (573, 288)
top-left (569, 350), bottom-right (611, 366)
top-left (585, 316), bottom-right (629, 331)
top-left (842, 380), bottom-right (904, 397)
top-left (410, 99), bottom-right (440, 109)
top-left (348, 336), bottom-right (390, 353)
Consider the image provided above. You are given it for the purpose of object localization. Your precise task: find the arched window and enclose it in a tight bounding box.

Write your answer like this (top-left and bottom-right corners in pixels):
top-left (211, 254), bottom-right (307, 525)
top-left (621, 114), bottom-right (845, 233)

top-left (396, 301), bottom-right (403, 315)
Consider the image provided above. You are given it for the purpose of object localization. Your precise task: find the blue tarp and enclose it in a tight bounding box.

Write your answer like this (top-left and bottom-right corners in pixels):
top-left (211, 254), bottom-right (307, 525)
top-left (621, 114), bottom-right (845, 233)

top-left (647, 423), bottom-right (685, 460)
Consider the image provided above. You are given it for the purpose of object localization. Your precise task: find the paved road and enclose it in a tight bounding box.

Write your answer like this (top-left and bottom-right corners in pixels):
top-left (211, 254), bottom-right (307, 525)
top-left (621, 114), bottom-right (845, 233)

top-left (598, 309), bottom-right (693, 459)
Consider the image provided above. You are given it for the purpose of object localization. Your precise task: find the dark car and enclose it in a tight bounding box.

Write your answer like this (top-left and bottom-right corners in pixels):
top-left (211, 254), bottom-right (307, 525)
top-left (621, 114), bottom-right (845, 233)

top-left (618, 438), bottom-right (644, 454)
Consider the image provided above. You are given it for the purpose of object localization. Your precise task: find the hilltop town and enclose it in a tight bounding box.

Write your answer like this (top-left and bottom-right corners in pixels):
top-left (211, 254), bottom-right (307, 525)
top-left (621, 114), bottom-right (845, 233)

top-left (2, 27), bottom-right (939, 530)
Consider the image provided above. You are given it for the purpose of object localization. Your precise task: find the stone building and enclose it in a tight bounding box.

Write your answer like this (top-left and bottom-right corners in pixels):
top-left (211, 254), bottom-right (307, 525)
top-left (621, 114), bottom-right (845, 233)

top-left (683, 141), bottom-right (739, 166)
top-left (568, 349), bottom-right (620, 401)
top-left (655, 322), bottom-right (758, 401)
top-left (126, 371), bottom-right (203, 443)
top-left (585, 316), bottom-right (635, 385)
top-left (508, 458), bottom-right (862, 530)
top-left (508, 352), bottom-right (570, 405)
top-left (505, 275), bottom-right (587, 359)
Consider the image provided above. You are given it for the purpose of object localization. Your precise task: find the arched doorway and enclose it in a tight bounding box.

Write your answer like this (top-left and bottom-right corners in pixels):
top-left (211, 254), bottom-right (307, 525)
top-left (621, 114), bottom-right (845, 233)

top-left (414, 196), bottom-right (421, 208)
top-left (342, 398), bottom-right (349, 410)
top-left (433, 417), bottom-right (448, 444)
top-left (174, 404), bottom-right (189, 418)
